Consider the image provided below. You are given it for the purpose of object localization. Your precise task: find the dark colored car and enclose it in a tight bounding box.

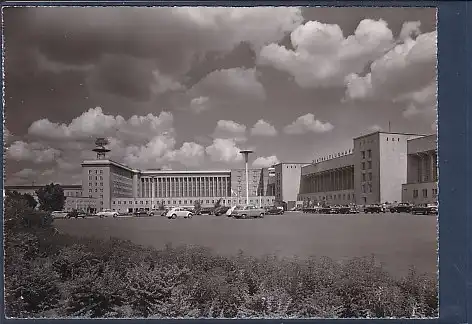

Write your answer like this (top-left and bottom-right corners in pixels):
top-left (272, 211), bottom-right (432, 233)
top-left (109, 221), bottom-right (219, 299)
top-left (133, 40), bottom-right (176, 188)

top-left (199, 207), bottom-right (213, 215)
top-left (319, 206), bottom-right (331, 214)
top-left (364, 204), bottom-right (384, 213)
top-left (390, 203), bottom-right (413, 213)
top-left (337, 205), bottom-right (351, 214)
top-left (214, 206), bottom-right (230, 216)
top-left (265, 206), bottom-right (284, 215)
top-left (411, 203), bottom-right (438, 215)
top-left (329, 206), bottom-right (341, 214)
top-left (67, 210), bottom-right (86, 219)
top-left (134, 209), bottom-right (151, 217)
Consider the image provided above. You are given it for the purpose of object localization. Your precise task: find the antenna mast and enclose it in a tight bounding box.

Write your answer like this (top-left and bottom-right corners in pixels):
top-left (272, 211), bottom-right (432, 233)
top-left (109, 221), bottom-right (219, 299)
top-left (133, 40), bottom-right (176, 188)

top-left (92, 137), bottom-right (111, 160)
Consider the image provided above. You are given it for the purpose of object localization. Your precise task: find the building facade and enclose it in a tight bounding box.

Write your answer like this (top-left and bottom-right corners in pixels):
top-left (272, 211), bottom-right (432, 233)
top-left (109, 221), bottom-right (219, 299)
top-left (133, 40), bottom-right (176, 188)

top-left (298, 153), bottom-right (355, 206)
top-left (298, 131), bottom-right (435, 206)
top-left (80, 159), bottom-right (275, 212)
top-left (4, 184), bottom-right (98, 213)
top-left (273, 162), bottom-right (309, 210)
top-left (401, 135), bottom-right (438, 204)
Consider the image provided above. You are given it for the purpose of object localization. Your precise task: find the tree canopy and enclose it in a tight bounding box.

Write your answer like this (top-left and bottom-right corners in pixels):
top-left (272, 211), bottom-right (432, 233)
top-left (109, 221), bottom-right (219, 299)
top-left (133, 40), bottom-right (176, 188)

top-left (35, 183), bottom-right (65, 212)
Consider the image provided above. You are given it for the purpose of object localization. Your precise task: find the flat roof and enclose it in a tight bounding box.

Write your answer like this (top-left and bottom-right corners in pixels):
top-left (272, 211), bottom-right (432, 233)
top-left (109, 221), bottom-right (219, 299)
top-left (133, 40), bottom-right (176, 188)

top-left (5, 184), bottom-right (82, 190)
top-left (82, 159), bottom-right (138, 172)
top-left (140, 170), bottom-right (231, 175)
top-left (353, 131), bottom-right (427, 140)
top-left (407, 133), bottom-right (437, 142)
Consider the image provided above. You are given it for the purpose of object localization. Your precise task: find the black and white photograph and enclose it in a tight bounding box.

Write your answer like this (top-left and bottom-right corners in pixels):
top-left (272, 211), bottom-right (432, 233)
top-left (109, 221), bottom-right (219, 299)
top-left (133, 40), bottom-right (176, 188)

top-left (3, 5), bottom-right (438, 319)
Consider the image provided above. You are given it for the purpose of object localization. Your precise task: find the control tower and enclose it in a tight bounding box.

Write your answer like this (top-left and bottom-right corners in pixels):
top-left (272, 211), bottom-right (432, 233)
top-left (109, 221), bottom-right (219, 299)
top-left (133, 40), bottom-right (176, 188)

top-left (92, 137), bottom-right (111, 160)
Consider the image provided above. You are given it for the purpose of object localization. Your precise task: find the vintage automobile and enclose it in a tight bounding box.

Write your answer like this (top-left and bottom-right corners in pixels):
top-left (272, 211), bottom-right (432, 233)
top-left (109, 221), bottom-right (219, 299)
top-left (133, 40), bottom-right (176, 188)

top-left (231, 205), bottom-right (265, 219)
top-left (95, 209), bottom-right (119, 218)
top-left (389, 202), bottom-right (413, 213)
top-left (337, 205), bottom-right (351, 214)
top-left (51, 211), bottom-right (69, 219)
top-left (198, 207), bottom-right (213, 215)
top-left (134, 209), bottom-right (157, 217)
top-left (226, 205), bottom-right (238, 217)
top-left (364, 204), bottom-right (385, 213)
top-left (66, 209), bottom-right (87, 219)
top-left (166, 207), bottom-right (194, 219)
top-left (265, 206), bottom-right (285, 215)
top-left (411, 203), bottom-right (438, 215)
top-left (213, 206), bottom-right (231, 216)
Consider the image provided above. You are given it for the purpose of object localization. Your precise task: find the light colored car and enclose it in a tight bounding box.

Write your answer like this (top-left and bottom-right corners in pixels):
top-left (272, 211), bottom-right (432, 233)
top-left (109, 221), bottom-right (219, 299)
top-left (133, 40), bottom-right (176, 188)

top-left (95, 209), bottom-right (119, 218)
top-left (226, 205), bottom-right (237, 217)
top-left (166, 207), bottom-right (193, 219)
top-left (51, 211), bottom-right (69, 219)
top-left (231, 205), bottom-right (265, 219)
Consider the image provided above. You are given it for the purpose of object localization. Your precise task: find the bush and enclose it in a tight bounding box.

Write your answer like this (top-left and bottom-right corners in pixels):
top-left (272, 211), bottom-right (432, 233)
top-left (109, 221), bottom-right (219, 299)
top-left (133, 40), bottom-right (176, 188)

top-left (3, 220), bottom-right (438, 319)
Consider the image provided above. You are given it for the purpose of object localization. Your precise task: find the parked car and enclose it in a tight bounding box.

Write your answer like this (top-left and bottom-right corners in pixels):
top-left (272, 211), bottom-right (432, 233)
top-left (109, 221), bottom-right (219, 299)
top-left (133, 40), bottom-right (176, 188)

top-left (51, 211), bottom-right (69, 219)
top-left (390, 202), bottom-right (413, 213)
top-left (348, 204), bottom-right (360, 214)
top-left (231, 205), bottom-right (265, 219)
top-left (214, 206), bottom-right (230, 216)
top-left (226, 205), bottom-right (237, 217)
top-left (319, 206), bottom-right (331, 214)
top-left (411, 203), bottom-right (438, 215)
top-left (364, 204), bottom-right (385, 213)
top-left (96, 209), bottom-right (119, 218)
top-left (134, 209), bottom-right (153, 217)
top-left (166, 207), bottom-right (194, 219)
top-left (199, 207), bottom-right (213, 215)
top-left (67, 210), bottom-right (86, 219)
top-left (337, 205), bottom-right (351, 214)
top-left (265, 206), bottom-right (284, 215)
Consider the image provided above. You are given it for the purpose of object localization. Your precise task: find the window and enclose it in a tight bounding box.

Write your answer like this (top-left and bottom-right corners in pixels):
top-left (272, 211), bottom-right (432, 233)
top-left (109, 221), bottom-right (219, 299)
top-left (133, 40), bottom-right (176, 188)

top-left (367, 149), bottom-right (372, 158)
top-left (89, 170), bottom-right (92, 174)
top-left (413, 190), bottom-right (419, 198)
top-left (100, 182), bottom-right (103, 186)
top-left (140, 201), bottom-right (143, 204)
top-left (362, 162), bottom-right (366, 170)
top-left (113, 201), bottom-right (116, 205)
top-left (129, 201), bottom-right (133, 204)
top-left (179, 200), bottom-right (182, 204)
top-left (422, 189), bottom-right (428, 198)
top-left (432, 188), bottom-right (438, 197)
top-left (95, 170), bottom-right (98, 174)
top-left (89, 182), bottom-right (92, 186)
top-left (95, 176), bottom-right (98, 180)
top-left (361, 151), bottom-right (365, 159)
top-left (368, 161), bottom-right (372, 169)
top-left (100, 170), bottom-right (103, 174)
top-left (368, 184), bottom-right (372, 193)
top-left (362, 184), bottom-right (366, 193)
top-left (89, 176), bottom-right (92, 180)
top-left (100, 176), bottom-right (103, 180)
top-left (95, 189), bottom-right (98, 192)
top-left (368, 172), bottom-right (372, 181)
top-left (207, 200), bottom-right (210, 204)
top-left (362, 173), bottom-right (366, 181)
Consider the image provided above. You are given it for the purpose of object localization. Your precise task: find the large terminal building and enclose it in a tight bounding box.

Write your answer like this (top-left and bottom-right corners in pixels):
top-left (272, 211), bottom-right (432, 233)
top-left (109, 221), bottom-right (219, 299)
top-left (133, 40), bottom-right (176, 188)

top-left (298, 131), bottom-right (438, 206)
top-left (6, 131), bottom-right (437, 213)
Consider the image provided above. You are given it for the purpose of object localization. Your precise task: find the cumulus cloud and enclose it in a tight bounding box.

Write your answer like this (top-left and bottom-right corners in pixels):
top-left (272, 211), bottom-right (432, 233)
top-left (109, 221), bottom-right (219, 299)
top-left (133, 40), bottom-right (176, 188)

top-left (189, 96), bottom-right (210, 114)
top-left (212, 120), bottom-right (247, 142)
top-left (25, 7), bottom-right (303, 76)
top-left (250, 119), bottom-right (277, 136)
top-left (12, 168), bottom-right (38, 179)
top-left (284, 113), bottom-right (334, 135)
top-left (205, 138), bottom-right (243, 163)
top-left (187, 68), bottom-right (266, 109)
top-left (258, 19), bottom-right (394, 88)
top-left (151, 69), bottom-right (185, 94)
top-left (6, 141), bottom-right (61, 163)
top-left (344, 28), bottom-right (437, 102)
top-left (252, 155), bottom-right (280, 168)
top-left (166, 142), bottom-right (205, 167)
top-left (28, 107), bottom-right (174, 143)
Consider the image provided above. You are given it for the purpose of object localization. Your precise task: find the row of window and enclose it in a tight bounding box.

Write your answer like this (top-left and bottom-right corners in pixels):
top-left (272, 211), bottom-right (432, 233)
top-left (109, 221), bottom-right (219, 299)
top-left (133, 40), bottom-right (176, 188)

top-left (361, 172), bottom-right (373, 182)
top-left (303, 193), bottom-right (355, 201)
top-left (412, 188), bottom-right (438, 198)
top-left (88, 169), bottom-right (104, 174)
top-left (361, 161), bottom-right (372, 170)
top-left (361, 149), bottom-right (372, 160)
top-left (361, 183), bottom-right (373, 193)
top-left (89, 176), bottom-right (104, 181)
top-left (112, 198), bottom-right (276, 206)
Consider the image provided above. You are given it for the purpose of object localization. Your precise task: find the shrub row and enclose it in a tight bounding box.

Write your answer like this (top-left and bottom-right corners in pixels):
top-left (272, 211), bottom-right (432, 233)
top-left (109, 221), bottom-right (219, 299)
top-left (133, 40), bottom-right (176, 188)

top-left (4, 228), bottom-right (438, 319)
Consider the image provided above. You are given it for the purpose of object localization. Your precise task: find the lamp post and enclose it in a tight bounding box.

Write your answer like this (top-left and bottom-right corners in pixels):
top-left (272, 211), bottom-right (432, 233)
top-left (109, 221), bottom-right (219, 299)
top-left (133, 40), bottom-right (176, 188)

top-left (240, 150), bottom-right (253, 205)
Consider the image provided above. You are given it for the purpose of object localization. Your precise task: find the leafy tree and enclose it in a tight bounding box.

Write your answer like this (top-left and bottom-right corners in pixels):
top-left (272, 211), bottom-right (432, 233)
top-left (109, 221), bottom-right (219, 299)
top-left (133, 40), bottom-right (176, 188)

top-left (36, 183), bottom-right (65, 212)
top-left (194, 200), bottom-right (201, 213)
top-left (23, 193), bottom-right (38, 209)
top-left (214, 198), bottom-right (222, 209)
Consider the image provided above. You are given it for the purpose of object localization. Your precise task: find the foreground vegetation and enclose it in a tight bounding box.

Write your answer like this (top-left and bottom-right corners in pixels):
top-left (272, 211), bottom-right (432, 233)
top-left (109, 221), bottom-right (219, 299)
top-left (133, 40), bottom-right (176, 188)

top-left (4, 195), bottom-right (438, 319)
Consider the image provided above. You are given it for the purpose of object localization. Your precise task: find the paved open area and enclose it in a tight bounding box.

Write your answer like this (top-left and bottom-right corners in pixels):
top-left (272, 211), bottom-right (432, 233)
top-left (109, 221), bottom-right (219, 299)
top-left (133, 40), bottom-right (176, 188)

top-left (55, 212), bottom-right (438, 278)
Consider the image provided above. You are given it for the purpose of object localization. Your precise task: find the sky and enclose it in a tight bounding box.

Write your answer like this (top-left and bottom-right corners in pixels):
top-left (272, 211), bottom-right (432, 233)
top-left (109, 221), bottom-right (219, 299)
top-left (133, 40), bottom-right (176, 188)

top-left (3, 6), bottom-right (437, 185)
